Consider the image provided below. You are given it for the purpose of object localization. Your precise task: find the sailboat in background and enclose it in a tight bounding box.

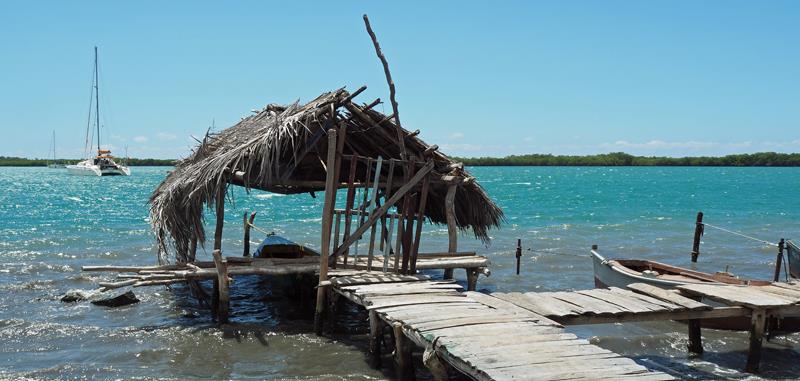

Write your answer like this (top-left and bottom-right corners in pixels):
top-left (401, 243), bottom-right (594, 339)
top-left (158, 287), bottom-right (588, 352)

top-left (66, 47), bottom-right (130, 176)
top-left (47, 130), bottom-right (65, 168)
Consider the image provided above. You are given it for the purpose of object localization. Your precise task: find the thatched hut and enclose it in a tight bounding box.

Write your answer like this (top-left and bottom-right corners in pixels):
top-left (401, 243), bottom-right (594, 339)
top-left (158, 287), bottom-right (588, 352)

top-left (149, 87), bottom-right (503, 270)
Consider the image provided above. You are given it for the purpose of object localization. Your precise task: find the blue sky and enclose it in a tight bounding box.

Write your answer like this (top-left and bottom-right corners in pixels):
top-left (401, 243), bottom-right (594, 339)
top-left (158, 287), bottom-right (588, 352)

top-left (1, 1), bottom-right (798, 159)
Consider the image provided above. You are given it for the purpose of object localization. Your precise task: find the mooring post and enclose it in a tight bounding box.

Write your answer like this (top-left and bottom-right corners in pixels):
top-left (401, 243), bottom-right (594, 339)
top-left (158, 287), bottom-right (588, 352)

top-left (774, 238), bottom-right (785, 282)
top-left (746, 308), bottom-right (767, 373)
top-left (243, 211), bottom-right (256, 257)
top-left (691, 211), bottom-right (704, 263)
top-left (515, 238), bottom-right (522, 275)
top-left (466, 268), bottom-right (478, 291)
top-left (687, 320), bottom-right (703, 355)
top-left (368, 310), bottom-right (382, 369)
top-left (392, 322), bottom-right (414, 381)
top-left (314, 129), bottom-right (338, 335)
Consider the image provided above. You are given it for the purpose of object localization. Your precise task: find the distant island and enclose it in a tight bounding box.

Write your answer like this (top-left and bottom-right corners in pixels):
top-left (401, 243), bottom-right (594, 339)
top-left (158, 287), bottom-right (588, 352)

top-left (0, 156), bottom-right (175, 167)
top-left (455, 152), bottom-right (800, 166)
top-left (4, 152), bottom-right (800, 167)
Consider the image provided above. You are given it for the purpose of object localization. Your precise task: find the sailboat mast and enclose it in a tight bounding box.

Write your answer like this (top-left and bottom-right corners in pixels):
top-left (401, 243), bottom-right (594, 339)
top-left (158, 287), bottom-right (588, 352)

top-left (53, 130), bottom-right (56, 162)
top-left (94, 46), bottom-right (100, 153)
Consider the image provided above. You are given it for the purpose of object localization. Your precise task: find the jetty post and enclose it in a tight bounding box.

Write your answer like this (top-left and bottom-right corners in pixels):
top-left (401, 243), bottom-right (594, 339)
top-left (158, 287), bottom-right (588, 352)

top-left (443, 181), bottom-right (458, 279)
top-left (774, 238), bottom-right (785, 282)
top-left (315, 129), bottom-right (338, 335)
top-left (691, 211), bottom-right (704, 262)
top-left (516, 238), bottom-right (522, 275)
top-left (242, 211), bottom-right (256, 257)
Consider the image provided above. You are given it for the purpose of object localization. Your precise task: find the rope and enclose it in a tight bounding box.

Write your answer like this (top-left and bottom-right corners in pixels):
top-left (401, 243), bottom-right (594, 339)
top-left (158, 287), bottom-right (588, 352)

top-left (703, 222), bottom-right (778, 247)
top-left (246, 221), bottom-right (273, 237)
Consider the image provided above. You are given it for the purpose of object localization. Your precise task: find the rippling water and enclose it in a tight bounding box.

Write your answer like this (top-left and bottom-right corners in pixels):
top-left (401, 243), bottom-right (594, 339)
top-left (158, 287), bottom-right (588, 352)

top-left (1, 166), bottom-right (798, 380)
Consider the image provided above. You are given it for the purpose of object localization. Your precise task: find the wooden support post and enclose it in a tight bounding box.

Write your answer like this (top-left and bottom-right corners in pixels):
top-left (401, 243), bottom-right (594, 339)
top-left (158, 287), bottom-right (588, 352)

top-left (354, 158), bottom-right (373, 265)
top-left (392, 322), bottom-right (414, 381)
top-left (443, 183), bottom-right (458, 280)
top-left (341, 155), bottom-right (359, 267)
top-left (368, 310), bottom-right (382, 368)
top-left (687, 319), bottom-right (703, 354)
top-left (331, 161), bottom-right (434, 261)
top-left (746, 309), bottom-right (767, 373)
top-left (691, 211), bottom-right (704, 263)
top-left (466, 268), bottom-right (478, 291)
top-left (400, 194), bottom-right (415, 274)
top-left (314, 129), bottom-right (338, 336)
top-left (394, 215), bottom-right (403, 273)
top-left (423, 338), bottom-right (448, 381)
top-left (243, 211), bottom-right (256, 257)
top-left (774, 238), bottom-right (785, 282)
top-left (213, 185), bottom-right (226, 251)
top-left (189, 237), bottom-right (198, 263)
top-left (366, 157), bottom-right (383, 271)
top-left (409, 171), bottom-right (431, 273)
top-left (515, 238), bottom-right (522, 275)
top-left (212, 249), bottom-right (229, 323)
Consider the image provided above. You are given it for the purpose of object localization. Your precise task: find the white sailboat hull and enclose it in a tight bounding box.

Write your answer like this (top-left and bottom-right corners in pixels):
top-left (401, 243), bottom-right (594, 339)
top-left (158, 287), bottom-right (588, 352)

top-left (66, 160), bottom-right (130, 176)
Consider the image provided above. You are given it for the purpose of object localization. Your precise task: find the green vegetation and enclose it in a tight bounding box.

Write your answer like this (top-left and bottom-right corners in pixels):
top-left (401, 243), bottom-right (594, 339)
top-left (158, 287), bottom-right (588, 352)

top-left (456, 152), bottom-right (800, 166)
top-left (0, 156), bottom-right (175, 167)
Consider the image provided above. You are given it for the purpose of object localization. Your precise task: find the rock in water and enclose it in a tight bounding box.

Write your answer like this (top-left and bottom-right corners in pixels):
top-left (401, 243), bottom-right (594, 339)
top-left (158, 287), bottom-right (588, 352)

top-left (91, 291), bottom-right (140, 307)
top-left (61, 290), bottom-right (88, 303)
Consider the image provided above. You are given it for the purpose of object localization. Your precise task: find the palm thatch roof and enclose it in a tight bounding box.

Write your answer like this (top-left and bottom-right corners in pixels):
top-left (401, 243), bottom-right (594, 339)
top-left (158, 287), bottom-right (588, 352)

top-left (150, 87), bottom-right (503, 263)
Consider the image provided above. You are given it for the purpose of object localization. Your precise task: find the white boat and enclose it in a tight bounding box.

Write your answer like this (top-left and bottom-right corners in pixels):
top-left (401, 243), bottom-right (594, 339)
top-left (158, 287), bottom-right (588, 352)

top-left (67, 46), bottom-right (130, 177)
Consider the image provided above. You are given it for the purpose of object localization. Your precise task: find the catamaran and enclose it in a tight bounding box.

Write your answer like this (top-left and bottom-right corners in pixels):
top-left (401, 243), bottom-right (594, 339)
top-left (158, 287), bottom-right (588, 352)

top-left (66, 47), bottom-right (130, 176)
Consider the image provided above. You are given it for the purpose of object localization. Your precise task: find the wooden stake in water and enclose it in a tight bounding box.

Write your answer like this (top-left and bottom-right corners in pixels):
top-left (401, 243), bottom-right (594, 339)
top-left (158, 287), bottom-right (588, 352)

top-left (691, 211), bottom-right (704, 263)
top-left (515, 238), bottom-right (522, 275)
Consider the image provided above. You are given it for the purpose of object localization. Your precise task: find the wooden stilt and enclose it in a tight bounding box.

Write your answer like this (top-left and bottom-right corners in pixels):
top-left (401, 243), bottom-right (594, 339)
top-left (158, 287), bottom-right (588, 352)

top-left (687, 319), bottom-right (703, 354)
top-left (466, 268), bottom-right (478, 291)
top-left (212, 249), bottom-right (229, 323)
top-left (189, 237), bottom-right (198, 263)
top-left (443, 183), bottom-right (457, 280)
top-left (314, 129), bottom-right (338, 335)
top-left (392, 322), bottom-right (414, 381)
top-left (213, 185), bottom-right (225, 251)
top-left (368, 310), bottom-right (382, 368)
top-left (746, 309), bottom-right (767, 373)
top-left (423, 338), bottom-right (448, 381)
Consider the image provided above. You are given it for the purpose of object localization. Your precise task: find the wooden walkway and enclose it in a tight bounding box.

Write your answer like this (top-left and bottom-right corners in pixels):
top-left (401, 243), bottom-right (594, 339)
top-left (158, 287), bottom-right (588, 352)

top-left (328, 271), bottom-right (674, 381)
top-left (489, 281), bottom-right (800, 373)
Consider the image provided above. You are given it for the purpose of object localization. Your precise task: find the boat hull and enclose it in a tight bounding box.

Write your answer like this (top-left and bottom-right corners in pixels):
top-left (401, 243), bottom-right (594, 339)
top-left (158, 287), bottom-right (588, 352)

top-left (591, 250), bottom-right (800, 332)
top-left (66, 163), bottom-right (130, 176)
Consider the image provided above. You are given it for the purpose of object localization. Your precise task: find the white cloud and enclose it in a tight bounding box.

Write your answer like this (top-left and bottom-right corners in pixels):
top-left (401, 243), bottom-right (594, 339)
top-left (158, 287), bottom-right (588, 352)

top-left (157, 132), bottom-right (177, 141)
top-left (133, 136), bottom-right (148, 143)
top-left (450, 132), bottom-right (464, 139)
top-left (609, 140), bottom-right (720, 150)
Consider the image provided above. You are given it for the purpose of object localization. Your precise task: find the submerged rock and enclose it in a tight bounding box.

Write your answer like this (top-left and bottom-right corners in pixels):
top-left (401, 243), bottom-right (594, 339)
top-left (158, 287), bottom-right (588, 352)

top-left (61, 290), bottom-right (88, 303)
top-left (91, 291), bottom-right (140, 307)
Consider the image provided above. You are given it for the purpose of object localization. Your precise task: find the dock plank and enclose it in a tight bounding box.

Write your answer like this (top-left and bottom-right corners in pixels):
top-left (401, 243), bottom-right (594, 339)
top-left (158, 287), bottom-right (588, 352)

top-left (627, 283), bottom-right (711, 311)
top-left (677, 284), bottom-right (795, 308)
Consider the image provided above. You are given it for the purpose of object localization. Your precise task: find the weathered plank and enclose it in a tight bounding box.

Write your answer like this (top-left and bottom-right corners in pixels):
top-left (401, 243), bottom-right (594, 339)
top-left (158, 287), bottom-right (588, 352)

top-left (493, 292), bottom-right (584, 317)
top-left (677, 284), bottom-right (794, 308)
top-left (464, 291), bottom-right (563, 327)
top-left (331, 273), bottom-right (430, 286)
top-left (627, 283), bottom-right (711, 310)
top-left (576, 288), bottom-right (664, 313)
top-left (548, 291), bottom-right (630, 315)
top-left (756, 284), bottom-right (800, 300)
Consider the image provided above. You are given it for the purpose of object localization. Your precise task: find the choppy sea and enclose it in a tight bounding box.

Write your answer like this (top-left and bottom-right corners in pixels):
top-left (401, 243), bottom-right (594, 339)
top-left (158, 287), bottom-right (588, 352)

top-left (1, 166), bottom-right (798, 380)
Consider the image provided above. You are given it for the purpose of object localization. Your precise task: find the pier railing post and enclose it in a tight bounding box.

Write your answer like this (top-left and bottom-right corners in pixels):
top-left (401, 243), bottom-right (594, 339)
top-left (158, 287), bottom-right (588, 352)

top-left (315, 129), bottom-right (338, 335)
top-left (691, 211), bottom-right (704, 263)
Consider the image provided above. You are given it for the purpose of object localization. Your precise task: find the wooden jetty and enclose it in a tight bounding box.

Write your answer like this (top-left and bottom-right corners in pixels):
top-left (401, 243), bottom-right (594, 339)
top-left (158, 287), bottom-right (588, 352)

top-left (326, 270), bottom-right (675, 381)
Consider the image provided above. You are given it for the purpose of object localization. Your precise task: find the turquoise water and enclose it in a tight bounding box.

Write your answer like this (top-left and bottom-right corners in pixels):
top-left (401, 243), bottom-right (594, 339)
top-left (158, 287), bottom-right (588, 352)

top-left (1, 166), bottom-right (799, 379)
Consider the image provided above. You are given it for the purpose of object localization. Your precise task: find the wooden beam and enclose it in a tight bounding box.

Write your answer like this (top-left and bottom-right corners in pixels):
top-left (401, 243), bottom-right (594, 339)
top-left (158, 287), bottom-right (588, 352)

top-left (332, 161), bottom-right (434, 259)
top-left (314, 129), bottom-right (338, 335)
top-left (243, 211), bottom-right (256, 257)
